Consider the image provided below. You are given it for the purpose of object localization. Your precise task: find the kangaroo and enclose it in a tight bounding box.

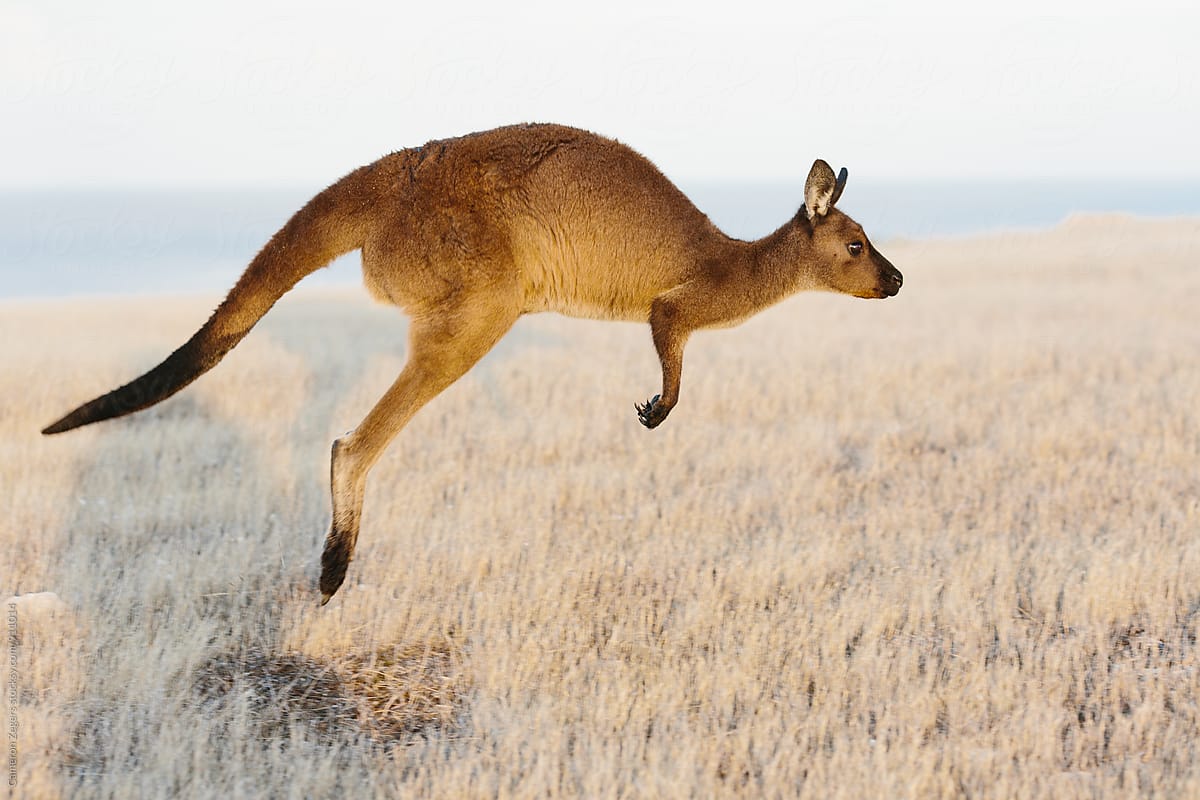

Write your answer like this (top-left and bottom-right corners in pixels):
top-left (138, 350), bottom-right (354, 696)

top-left (41, 123), bottom-right (902, 603)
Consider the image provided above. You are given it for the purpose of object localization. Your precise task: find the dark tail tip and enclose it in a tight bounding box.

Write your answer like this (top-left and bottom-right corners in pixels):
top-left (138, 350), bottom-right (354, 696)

top-left (41, 394), bottom-right (121, 435)
top-left (40, 333), bottom-right (225, 437)
top-left (42, 412), bottom-right (85, 435)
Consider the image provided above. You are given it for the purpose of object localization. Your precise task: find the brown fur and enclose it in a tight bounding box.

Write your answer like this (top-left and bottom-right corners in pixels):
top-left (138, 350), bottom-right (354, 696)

top-left (41, 123), bottom-right (902, 603)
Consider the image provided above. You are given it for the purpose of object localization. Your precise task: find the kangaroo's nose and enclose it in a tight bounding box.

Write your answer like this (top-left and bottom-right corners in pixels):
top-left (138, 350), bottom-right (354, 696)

top-left (883, 267), bottom-right (903, 296)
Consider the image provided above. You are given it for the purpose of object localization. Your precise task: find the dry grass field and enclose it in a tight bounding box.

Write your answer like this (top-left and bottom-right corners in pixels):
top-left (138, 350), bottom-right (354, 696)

top-left (4, 214), bottom-right (1200, 798)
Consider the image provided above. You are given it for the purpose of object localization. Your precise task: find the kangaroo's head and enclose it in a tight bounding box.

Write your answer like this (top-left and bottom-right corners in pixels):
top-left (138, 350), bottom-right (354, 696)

top-left (799, 159), bottom-right (902, 299)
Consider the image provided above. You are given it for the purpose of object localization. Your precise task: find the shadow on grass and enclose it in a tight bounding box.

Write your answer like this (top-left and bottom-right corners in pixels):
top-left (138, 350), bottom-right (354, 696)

top-left (45, 294), bottom-right (476, 787)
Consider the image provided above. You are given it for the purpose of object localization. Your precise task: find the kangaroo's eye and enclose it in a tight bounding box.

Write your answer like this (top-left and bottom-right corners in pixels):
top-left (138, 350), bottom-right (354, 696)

top-left (847, 241), bottom-right (864, 256)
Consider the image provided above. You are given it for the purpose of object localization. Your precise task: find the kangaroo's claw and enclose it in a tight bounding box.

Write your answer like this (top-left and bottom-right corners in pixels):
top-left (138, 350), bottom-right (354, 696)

top-left (637, 394), bottom-right (669, 429)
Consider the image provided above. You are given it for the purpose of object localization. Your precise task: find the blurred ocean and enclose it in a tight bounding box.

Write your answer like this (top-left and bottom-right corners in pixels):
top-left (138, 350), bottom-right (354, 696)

top-left (3, 181), bottom-right (1198, 299)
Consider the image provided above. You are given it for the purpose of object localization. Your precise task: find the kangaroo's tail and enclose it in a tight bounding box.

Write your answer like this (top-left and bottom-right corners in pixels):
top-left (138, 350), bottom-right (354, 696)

top-left (42, 166), bottom-right (377, 435)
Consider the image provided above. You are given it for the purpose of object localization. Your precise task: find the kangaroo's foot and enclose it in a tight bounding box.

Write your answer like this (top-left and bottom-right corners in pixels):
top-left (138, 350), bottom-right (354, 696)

top-left (636, 394), bottom-right (672, 429)
top-left (319, 531), bottom-right (353, 605)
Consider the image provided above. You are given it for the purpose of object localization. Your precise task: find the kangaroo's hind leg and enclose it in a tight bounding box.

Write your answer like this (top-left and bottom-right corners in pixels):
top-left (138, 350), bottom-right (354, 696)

top-left (319, 296), bottom-right (519, 603)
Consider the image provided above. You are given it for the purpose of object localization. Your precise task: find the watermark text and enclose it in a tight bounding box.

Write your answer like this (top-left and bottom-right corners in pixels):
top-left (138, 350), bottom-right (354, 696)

top-left (6, 602), bottom-right (17, 787)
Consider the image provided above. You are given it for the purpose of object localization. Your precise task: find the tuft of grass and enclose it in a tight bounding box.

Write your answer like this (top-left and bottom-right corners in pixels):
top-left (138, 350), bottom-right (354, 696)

top-left (185, 638), bottom-right (469, 746)
top-left (191, 648), bottom-right (361, 742)
top-left (335, 638), bottom-right (469, 741)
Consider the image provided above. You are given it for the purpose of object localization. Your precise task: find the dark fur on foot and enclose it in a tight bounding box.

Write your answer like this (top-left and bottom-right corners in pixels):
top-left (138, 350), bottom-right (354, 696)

top-left (319, 538), bottom-right (352, 605)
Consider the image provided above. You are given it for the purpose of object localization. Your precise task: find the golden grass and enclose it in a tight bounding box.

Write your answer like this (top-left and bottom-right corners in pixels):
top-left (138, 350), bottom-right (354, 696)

top-left (4, 214), bottom-right (1200, 798)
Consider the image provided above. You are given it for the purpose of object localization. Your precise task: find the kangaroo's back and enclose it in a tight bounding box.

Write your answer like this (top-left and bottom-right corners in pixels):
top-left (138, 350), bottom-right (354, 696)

top-left (507, 125), bottom-right (735, 320)
top-left (359, 124), bottom-right (733, 323)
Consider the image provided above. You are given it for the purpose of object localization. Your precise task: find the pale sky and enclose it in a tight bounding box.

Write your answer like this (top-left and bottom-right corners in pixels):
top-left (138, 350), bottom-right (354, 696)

top-left (3, 0), bottom-right (1198, 188)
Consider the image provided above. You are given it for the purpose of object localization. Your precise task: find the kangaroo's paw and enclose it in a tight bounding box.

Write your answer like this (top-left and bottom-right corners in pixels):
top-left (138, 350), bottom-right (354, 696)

top-left (635, 394), bottom-right (670, 429)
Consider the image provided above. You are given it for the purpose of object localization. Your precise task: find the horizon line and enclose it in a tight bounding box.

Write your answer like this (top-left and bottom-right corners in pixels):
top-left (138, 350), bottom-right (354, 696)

top-left (5, 175), bottom-right (1200, 194)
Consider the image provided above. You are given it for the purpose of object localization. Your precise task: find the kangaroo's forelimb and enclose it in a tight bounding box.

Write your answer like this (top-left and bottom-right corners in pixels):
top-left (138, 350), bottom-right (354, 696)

top-left (637, 292), bottom-right (695, 429)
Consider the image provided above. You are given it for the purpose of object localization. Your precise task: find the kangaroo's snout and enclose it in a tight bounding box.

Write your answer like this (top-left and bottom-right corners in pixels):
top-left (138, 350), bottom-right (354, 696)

top-left (871, 248), bottom-right (903, 298)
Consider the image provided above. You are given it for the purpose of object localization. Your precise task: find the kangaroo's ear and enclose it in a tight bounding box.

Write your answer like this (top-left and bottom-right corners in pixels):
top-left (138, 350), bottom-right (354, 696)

top-left (804, 160), bottom-right (846, 220)
top-left (830, 166), bottom-right (848, 208)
